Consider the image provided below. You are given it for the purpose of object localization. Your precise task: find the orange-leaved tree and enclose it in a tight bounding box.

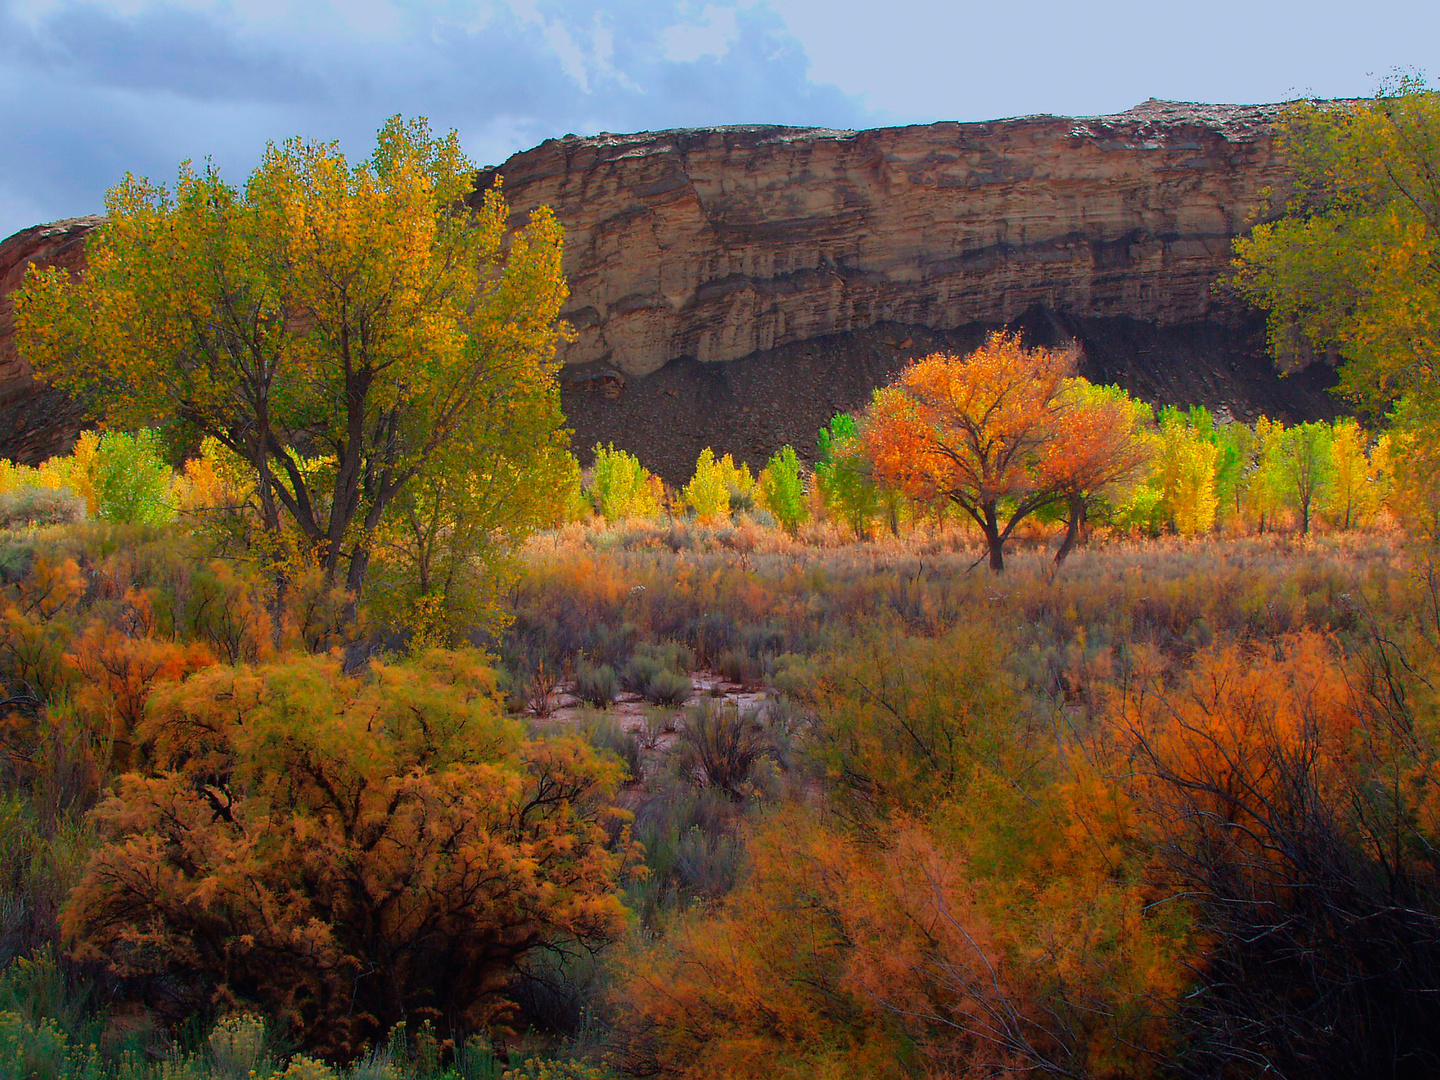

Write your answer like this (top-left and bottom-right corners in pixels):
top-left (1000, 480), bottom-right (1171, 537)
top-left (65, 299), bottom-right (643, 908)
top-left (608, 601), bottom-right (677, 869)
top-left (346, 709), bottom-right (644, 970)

top-left (863, 333), bottom-right (1150, 569)
top-left (63, 650), bottom-right (635, 1059)
top-left (1046, 380), bottom-right (1155, 563)
top-left (1108, 633), bottom-right (1440, 1076)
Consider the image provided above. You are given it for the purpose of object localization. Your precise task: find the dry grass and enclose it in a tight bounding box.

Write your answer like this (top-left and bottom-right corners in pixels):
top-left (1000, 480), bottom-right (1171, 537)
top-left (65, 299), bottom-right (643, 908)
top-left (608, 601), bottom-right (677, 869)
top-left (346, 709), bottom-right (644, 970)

top-left (508, 519), bottom-right (1406, 692)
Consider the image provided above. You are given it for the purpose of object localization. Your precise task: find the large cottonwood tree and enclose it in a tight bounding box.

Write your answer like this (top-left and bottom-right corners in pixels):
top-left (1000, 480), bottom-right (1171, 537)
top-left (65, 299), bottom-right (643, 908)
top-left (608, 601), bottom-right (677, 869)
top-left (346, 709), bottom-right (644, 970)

top-left (15, 117), bottom-right (569, 601)
top-left (1233, 80), bottom-right (1440, 414)
top-left (862, 333), bottom-right (1152, 570)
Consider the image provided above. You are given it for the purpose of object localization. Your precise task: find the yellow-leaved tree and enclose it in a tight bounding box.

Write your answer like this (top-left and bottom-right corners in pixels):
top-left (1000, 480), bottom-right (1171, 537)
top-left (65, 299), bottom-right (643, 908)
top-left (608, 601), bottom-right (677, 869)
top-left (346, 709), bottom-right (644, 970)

top-left (1232, 80), bottom-right (1440, 533)
top-left (15, 116), bottom-right (570, 608)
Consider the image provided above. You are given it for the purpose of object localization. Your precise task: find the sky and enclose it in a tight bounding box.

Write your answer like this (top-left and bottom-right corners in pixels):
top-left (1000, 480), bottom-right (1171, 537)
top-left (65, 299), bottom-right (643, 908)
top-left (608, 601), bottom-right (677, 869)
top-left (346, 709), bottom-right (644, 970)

top-left (1, 0), bottom-right (1437, 239)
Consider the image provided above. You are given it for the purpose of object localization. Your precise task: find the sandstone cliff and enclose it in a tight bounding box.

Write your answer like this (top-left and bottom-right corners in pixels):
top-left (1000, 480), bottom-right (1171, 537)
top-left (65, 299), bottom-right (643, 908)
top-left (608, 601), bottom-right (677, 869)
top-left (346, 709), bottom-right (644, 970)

top-left (0, 101), bottom-right (1337, 476)
top-left (483, 99), bottom-right (1290, 377)
top-left (473, 99), bottom-right (1335, 479)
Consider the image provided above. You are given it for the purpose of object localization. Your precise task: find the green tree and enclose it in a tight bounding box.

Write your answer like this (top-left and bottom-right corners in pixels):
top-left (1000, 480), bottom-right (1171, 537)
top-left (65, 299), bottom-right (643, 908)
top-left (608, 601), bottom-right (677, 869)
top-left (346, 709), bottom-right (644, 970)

top-left (758, 446), bottom-right (809, 535)
top-left (589, 444), bottom-right (663, 521)
top-left (1263, 420), bottom-right (1334, 535)
top-left (815, 413), bottom-right (880, 538)
top-left (369, 444), bottom-right (582, 647)
top-left (1211, 418), bottom-right (1259, 529)
top-left (16, 117), bottom-right (569, 601)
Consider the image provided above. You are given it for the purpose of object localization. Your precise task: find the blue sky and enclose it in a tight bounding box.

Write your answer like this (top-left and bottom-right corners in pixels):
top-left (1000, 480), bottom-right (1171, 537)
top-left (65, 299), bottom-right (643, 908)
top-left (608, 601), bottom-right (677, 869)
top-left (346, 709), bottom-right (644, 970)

top-left (2, 0), bottom-right (1436, 239)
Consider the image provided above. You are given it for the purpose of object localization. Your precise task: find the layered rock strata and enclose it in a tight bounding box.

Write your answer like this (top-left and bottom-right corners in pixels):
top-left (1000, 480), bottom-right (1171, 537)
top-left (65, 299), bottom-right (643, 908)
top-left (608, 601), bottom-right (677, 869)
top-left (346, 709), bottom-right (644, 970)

top-left (481, 99), bottom-right (1291, 377)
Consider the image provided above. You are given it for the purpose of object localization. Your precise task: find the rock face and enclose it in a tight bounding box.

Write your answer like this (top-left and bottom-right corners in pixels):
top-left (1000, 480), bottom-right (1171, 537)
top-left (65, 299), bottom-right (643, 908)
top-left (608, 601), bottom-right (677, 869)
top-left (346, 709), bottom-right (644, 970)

top-left (0, 101), bottom-right (1336, 475)
top-left (0, 217), bottom-right (99, 464)
top-left (472, 99), bottom-right (1336, 479)
top-left (483, 99), bottom-right (1289, 377)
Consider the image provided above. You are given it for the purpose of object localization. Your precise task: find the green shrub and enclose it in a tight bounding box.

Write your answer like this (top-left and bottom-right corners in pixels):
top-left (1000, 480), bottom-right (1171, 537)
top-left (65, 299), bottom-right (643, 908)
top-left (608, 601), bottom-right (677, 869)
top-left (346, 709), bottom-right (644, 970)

top-left (0, 1010), bottom-right (97, 1080)
top-left (621, 642), bottom-right (693, 704)
top-left (628, 781), bottom-right (747, 925)
top-left (639, 668), bottom-right (691, 707)
top-left (580, 714), bottom-right (642, 782)
top-left (92, 431), bottom-right (174, 526)
top-left (573, 661), bottom-right (619, 708)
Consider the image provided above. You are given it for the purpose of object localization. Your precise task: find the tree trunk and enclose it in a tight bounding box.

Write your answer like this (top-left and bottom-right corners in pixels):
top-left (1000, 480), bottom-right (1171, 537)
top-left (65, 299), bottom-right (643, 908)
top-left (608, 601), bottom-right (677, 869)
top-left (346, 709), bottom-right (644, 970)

top-left (982, 511), bottom-right (1006, 572)
top-left (1055, 494), bottom-right (1088, 566)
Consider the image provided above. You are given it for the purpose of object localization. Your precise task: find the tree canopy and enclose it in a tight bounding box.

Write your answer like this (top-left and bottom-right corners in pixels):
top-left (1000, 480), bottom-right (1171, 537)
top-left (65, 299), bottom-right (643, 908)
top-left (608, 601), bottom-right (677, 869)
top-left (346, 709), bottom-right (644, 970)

top-left (15, 116), bottom-right (570, 601)
top-left (862, 333), bottom-right (1152, 569)
top-left (1233, 80), bottom-right (1440, 416)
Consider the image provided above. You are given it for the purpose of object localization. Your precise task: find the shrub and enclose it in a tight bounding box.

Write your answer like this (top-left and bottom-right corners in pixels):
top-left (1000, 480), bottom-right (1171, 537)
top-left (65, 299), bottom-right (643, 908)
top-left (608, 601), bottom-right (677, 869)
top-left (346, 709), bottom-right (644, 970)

top-left (803, 623), bottom-right (1018, 819)
top-left (64, 651), bottom-right (635, 1060)
top-left (580, 713), bottom-right (642, 782)
top-left (620, 642), bottom-right (693, 705)
top-left (677, 701), bottom-right (777, 800)
top-left (627, 780), bottom-right (747, 926)
top-left (573, 660), bottom-right (619, 708)
top-left (639, 668), bottom-right (691, 707)
top-left (1115, 632), bottom-right (1440, 1076)
top-left (209, 1013), bottom-right (273, 1079)
top-left (0, 488), bottom-right (84, 531)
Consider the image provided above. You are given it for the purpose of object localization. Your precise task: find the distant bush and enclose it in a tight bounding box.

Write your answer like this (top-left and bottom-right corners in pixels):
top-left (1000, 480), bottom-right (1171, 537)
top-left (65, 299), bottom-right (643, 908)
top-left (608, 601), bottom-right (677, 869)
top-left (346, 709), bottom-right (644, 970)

top-left (573, 660), bottom-right (620, 708)
top-left (0, 488), bottom-right (84, 531)
top-left (638, 668), bottom-right (689, 706)
top-left (589, 444), bottom-right (663, 521)
top-left (621, 642), bottom-right (694, 706)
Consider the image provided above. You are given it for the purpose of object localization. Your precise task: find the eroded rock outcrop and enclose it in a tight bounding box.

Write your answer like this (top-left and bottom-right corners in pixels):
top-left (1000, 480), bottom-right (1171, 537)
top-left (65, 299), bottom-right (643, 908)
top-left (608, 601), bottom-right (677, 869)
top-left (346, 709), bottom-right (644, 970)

top-left (0, 217), bottom-right (99, 464)
top-left (483, 99), bottom-right (1289, 376)
top-left (0, 101), bottom-right (1336, 474)
top-left (474, 99), bottom-right (1336, 479)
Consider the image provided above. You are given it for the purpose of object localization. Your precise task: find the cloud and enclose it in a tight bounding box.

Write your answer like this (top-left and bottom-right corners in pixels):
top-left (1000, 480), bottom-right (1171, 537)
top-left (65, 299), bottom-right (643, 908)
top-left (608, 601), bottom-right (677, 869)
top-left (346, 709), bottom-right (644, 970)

top-left (661, 4), bottom-right (740, 63)
top-left (0, 0), bottom-right (871, 239)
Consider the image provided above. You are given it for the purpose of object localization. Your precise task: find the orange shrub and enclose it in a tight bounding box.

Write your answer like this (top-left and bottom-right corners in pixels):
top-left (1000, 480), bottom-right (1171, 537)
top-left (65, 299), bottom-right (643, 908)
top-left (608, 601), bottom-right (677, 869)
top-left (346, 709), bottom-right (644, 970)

top-left (64, 651), bottom-right (636, 1059)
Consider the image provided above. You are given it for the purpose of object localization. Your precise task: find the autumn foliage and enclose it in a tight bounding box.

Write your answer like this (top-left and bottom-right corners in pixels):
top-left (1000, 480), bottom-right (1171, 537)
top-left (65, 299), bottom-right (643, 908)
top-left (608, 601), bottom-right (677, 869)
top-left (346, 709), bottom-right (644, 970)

top-left (863, 333), bottom-right (1150, 569)
top-left (62, 650), bottom-right (634, 1060)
